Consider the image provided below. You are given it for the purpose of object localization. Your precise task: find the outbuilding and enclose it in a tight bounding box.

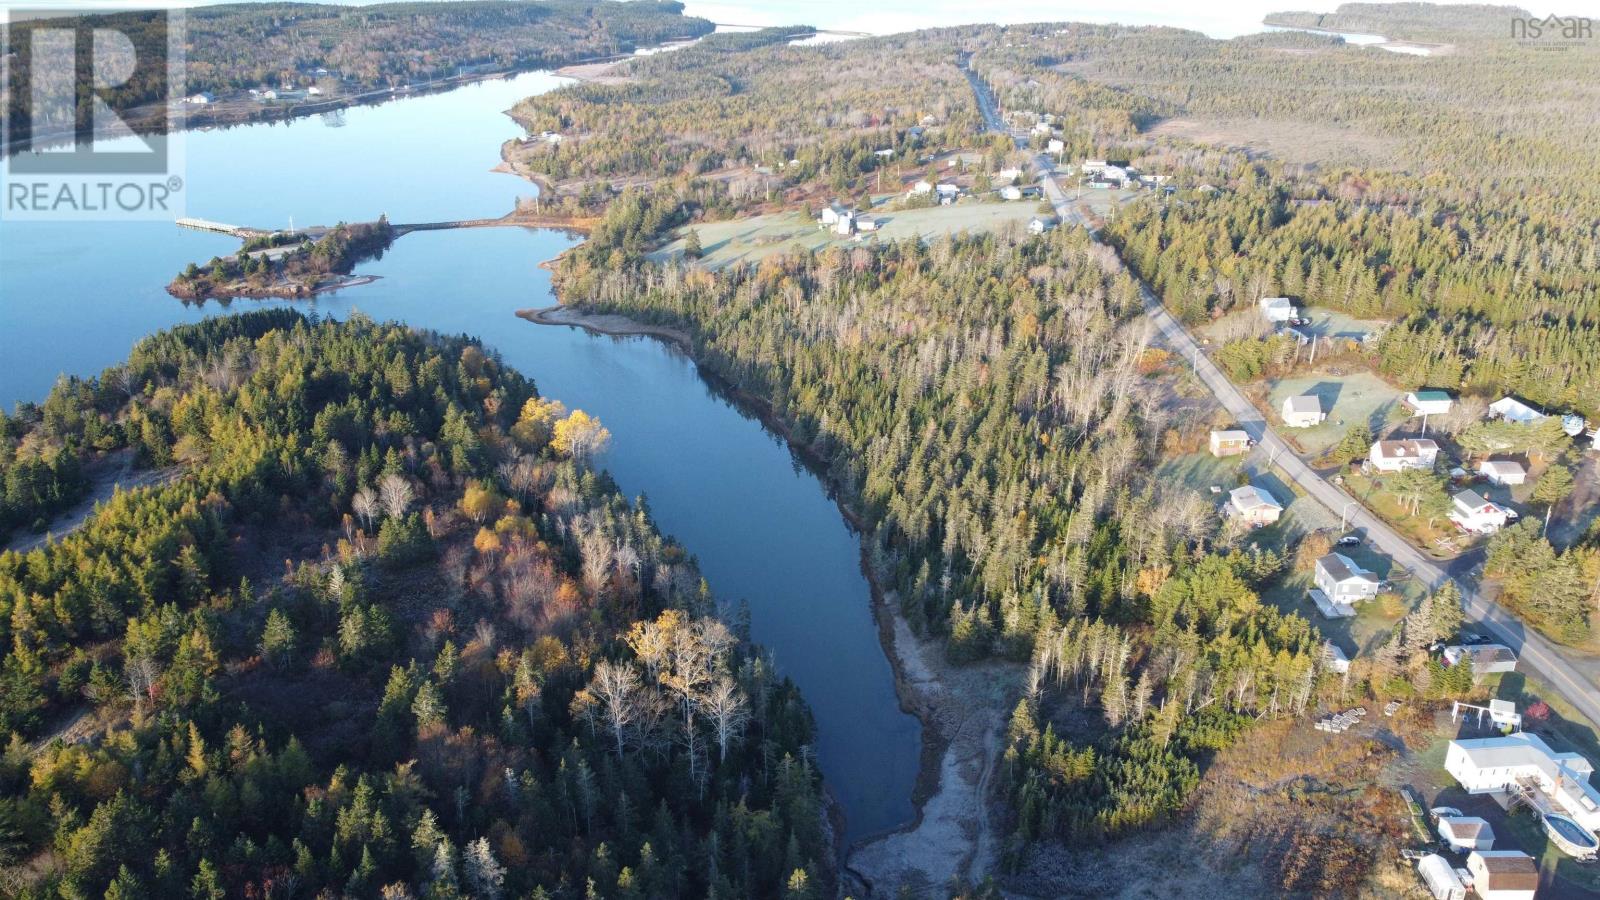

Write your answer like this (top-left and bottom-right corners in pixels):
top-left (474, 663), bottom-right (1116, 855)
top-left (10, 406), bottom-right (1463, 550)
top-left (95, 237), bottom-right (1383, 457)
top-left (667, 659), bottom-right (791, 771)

top-left (1416, 854), bottom-right (1466, 900)
top-left (1437, 815), bottom-right (1495, 852)
top-left (1209, 429), bottom-right (1251, 457)
top-left (1479, 459), bottom-right (1527, 486)
top-left (1465, 850), bottom-right (1539, 900)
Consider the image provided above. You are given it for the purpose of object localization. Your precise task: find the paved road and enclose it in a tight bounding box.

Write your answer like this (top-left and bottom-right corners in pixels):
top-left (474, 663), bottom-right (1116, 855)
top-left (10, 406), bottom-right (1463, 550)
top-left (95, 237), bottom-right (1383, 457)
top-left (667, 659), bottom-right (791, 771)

top-left (966, 69), bottom-right (1600, 729)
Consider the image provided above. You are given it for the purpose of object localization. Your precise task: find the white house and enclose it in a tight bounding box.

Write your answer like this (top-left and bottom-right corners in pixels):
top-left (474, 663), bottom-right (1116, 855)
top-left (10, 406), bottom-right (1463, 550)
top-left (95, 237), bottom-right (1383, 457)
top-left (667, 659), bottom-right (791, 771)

top-left (1404, 390), bottom-right (1455, 417)
top-left (183, 92), bottom-right (215, 105)
top-left (1314, 553), bottom-right (1381, 603)
top-left (1369, 438), bottom-right (1440, 473)
top-left (819, 202), bottom-right (854, 227)
top-left (1464, 850), bottom-right (1539, 900)
top-left (1443, 643), bottom-right (1518, 675)
top-left (1082, 158), bottom-right (1107, 174)
top-left (1028, 217), bottom-right (1054, 235)
top-left (1208, 429), bottom-right (1251, 457)
top-left (1417, 854), bottom-right (1467, 900)
top-left (935, 183), bottom-right (961, 204)
top-left (999, 185), bottom-right (1024, 201)
top-left (1259, 296), bottom-right (1297, 323)
top-left (855, 216), bottom-right (879, 233)
top-left (1479, 459), bottom-right (1527, 486)
top-left (1437, 816), bottom-right (1495, 852)
top-left (995, 167), bottom-right (1022, 183)
top-left (1449, 489), bottom-right (1511, 534)
top-left (1227, 485), bottom-right (1283, 526)
top-left (1447, 731), bottom-right (1600, 833)
top-left (1046, 138), bottom-right (1065, 155)
top-left (1282, 395), bottom-right (1325, 428)
top-left (1490, 397), bottom-right (1546, 424)
top-left (909, 180), bottom-right (934, 196)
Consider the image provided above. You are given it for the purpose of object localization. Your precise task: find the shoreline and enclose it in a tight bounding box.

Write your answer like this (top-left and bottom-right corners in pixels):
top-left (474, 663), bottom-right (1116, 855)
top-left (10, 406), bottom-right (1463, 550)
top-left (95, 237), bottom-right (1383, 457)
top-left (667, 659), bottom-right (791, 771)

top-left (519, 301), bottom-right (1002, 894)
top-left (2, 32), bottom-right (709, 159)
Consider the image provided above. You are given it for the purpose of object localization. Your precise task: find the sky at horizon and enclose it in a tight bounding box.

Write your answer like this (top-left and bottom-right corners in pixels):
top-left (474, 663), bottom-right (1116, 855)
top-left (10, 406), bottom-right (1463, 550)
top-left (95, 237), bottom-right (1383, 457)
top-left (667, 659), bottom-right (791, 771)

top-left (1, 0), bottom-right (1586, 39)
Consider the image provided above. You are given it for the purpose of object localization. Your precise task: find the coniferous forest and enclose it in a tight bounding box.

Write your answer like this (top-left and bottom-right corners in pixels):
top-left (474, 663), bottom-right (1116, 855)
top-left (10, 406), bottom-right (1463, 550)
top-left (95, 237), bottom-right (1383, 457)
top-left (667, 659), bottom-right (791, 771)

top-left (0, 311), bottom-right (828, 899)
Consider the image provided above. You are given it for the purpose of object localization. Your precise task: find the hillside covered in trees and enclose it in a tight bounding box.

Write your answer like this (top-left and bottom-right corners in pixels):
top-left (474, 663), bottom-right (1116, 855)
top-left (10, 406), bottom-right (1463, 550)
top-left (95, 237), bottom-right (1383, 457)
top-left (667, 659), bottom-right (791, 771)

top-left (506, 26), bottom-right (987, 202)
top-left (0, 311), bottom-right (829, 898)
top-left (3, 0), bottom-right (714, 143)
top-left (967, 11), bottom-right (1600, 413)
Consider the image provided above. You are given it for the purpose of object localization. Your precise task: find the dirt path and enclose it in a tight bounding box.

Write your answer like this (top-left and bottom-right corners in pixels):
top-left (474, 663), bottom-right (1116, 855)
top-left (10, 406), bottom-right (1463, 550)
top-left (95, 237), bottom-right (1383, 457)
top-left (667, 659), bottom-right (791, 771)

top-left (4, 450), bottom-right (181, 555)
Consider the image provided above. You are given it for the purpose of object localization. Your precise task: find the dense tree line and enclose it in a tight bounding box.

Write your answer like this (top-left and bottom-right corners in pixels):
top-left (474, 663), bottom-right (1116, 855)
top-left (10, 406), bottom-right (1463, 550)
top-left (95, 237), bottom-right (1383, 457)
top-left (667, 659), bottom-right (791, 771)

top-left (555, 228), bottom-right (1337, 861)
top-left (0, 311), bottom-right (829, 898)
top-left (4, 1), bottom-right (713, 141)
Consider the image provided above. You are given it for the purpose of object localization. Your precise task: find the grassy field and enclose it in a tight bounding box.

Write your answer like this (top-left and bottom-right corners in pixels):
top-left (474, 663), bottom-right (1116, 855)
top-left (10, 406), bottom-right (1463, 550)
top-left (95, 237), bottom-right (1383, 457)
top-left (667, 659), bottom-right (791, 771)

top-left (1303, 307), bottom-right (1390, 343)
top-left (652, 198), bottom-right (1047, 269)
top-left (1341, 470), bottom-right (1474, 556)
top-left (1268, 371), bottom-right (1406, 455)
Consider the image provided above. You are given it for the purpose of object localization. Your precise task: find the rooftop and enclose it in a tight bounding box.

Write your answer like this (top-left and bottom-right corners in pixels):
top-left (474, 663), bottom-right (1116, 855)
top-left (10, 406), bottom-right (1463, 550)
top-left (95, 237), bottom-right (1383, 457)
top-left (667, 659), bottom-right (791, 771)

top-left (1317, 553), bottom-right (1377, 584)
top-left (1284, 395), bottom-right (1321, 414)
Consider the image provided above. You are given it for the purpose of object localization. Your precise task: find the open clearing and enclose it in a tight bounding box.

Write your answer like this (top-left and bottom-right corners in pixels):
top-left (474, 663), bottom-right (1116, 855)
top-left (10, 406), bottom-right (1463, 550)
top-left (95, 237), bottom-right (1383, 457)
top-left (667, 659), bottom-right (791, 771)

top-left (1268, 371), bottom-right (1405, 455)
top-left (651, 199), bottom-right (1045, 269)
top-left (1146, 116), bottom-right (1403, 168)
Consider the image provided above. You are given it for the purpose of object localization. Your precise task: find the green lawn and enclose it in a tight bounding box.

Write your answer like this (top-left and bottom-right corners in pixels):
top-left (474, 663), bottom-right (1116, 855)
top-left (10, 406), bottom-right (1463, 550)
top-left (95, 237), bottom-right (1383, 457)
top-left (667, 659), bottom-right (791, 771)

top-left (652, 198), bottom-right (1046, 270)
top-left (1341, 470), bottom-right (1472, 556)
top-left (1267, 372), bottom-right (1405, 455)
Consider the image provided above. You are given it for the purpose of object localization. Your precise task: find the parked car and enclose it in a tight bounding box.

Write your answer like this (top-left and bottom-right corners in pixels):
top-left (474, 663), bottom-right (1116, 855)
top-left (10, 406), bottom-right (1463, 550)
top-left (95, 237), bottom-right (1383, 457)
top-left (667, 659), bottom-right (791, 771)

top-left (1336, 535), bottom-right (1361, 547)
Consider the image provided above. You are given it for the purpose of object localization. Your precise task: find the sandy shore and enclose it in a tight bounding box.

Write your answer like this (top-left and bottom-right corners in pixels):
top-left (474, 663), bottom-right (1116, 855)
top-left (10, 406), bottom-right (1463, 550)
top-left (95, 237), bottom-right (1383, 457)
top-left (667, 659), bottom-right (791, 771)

top-left (516, 304), bottom-right (693, 349)
top-left (846, 591), bottom-right (1018, 896)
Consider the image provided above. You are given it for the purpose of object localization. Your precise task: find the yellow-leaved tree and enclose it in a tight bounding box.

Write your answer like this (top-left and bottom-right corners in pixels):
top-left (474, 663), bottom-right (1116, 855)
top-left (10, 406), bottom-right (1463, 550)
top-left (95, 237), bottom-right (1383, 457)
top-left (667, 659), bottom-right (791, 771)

top-left (552, 409), bottom-right (612, 461)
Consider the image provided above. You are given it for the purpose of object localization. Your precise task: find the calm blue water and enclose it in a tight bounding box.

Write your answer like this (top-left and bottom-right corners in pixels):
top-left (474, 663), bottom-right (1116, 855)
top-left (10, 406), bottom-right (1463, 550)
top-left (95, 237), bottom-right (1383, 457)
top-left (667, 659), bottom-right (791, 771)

top-left (0, 68), bottom-right (919, 842)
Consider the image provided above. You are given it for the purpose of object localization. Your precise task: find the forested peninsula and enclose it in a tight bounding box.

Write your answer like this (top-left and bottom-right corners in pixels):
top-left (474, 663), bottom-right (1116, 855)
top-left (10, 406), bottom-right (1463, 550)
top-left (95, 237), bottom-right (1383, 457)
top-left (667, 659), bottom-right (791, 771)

top-left (0, 311), bottom-right (830, 899)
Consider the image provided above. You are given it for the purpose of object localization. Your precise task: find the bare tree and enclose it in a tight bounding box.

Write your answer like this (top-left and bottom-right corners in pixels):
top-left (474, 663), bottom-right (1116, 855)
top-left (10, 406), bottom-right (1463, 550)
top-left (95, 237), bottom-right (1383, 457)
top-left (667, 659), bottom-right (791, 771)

top-left (352, 487), bottom-right (379, 531)
top-left (586, 660), bottom-right (644, 755)
top-left (701, 676), bottom-right (749, 762)
top-left (126, 654), bottom-right (162, 719)
top-left (378, 473), bottom-right (415, 520)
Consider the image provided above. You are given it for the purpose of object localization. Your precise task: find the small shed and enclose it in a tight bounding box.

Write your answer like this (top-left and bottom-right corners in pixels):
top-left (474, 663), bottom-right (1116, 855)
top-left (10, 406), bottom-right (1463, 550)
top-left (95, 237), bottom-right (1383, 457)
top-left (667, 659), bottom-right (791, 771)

top-left (1417, 854), bottom-right (1466, 900)
top-left (1438, 815), bottom-right (1495, 852)
top-left (1209, 429), bottom-right (1250, 457)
